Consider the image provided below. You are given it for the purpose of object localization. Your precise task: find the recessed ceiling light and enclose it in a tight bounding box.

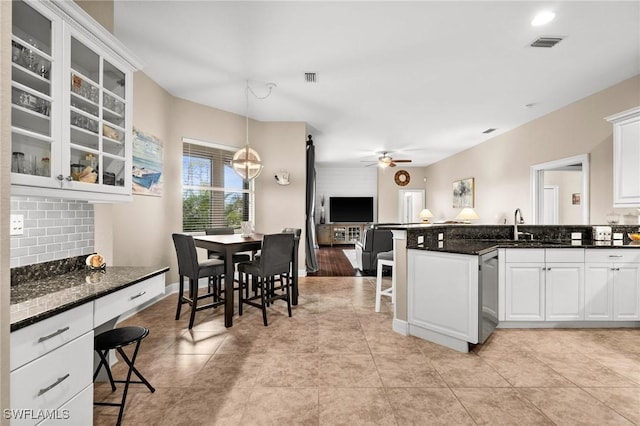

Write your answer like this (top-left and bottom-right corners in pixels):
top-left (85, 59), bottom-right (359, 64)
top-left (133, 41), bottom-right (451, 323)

top-left (531, 11), bottom-right (555, 27)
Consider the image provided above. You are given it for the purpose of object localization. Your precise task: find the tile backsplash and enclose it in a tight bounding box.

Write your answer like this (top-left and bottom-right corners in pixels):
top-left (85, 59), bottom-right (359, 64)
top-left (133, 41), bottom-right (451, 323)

top-left (10, 196), bottom-right (94, 268)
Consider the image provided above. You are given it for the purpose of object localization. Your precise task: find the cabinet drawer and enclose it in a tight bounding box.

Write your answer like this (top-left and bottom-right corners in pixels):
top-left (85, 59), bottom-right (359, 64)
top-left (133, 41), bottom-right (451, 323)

top-left (546, 248), bottom-right (584, 263)
top-left (39, 384), bottom-right (93, 426)
top-left (505, 249), bottom-right (545, 263)
top-left (94, 274), bottom-right (164, 326)
top-left (585, 249), bottom-right (640, 263)
top-left (11, 303), bottom-right (93, 371)
top-left (10, 332), bottom-right (93, 426)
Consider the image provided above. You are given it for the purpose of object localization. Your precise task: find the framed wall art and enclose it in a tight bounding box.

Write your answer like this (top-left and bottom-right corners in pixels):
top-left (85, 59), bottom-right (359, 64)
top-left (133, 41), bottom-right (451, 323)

top-left (132, 127), bottom-right (163, 196)
top-left (453, 177), bottom-right (474, 208)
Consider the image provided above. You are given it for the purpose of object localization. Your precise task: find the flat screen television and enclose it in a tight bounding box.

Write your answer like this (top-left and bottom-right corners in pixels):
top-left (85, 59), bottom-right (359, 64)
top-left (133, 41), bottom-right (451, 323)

top-left (329, 197), bottom-right (374, 222)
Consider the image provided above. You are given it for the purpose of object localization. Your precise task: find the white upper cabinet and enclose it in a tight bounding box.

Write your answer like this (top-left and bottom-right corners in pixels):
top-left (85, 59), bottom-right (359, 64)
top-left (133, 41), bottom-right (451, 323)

top-left (606, 107), bottom-right (640, 207)
top-left (10, 0), bottom-right (141, 202)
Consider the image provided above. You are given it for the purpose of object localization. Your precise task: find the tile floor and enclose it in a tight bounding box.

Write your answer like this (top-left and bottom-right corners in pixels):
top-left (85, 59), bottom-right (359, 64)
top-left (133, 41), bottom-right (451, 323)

top-left (94, 276), bottom-right (640, 425)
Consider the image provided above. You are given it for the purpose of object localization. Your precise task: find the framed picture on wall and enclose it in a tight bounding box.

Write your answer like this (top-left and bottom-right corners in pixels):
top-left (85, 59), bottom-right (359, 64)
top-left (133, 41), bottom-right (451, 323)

top-left (453, 177), bottom-right (474, 208)
top-left (132, 128), bottom-right (163, 196)
top-left (572, 193), bottom-right (581, 205)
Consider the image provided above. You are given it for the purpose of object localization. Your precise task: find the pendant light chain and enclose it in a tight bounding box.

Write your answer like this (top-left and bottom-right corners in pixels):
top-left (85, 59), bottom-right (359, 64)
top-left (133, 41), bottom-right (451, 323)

top-left (231, 80), bottom-right (273, 181)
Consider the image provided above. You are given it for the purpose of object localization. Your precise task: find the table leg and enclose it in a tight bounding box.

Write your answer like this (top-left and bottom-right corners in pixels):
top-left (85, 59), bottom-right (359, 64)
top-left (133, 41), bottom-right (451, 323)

top-left (224, 247), bottom-right (234, 327)
top-left (292, 239), bottom-right (299, 305)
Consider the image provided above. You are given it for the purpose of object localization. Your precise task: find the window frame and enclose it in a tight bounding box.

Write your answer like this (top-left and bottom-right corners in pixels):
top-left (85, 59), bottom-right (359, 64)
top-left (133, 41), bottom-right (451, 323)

top-left (181, 136), bottom-right (254, 232)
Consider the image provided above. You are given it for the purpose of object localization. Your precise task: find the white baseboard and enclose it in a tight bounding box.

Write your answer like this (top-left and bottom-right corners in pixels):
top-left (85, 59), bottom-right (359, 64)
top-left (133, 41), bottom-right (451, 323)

top-left (392, 318), bottom-right (409, 335)
top-left (498, 321), bottom-right (640, 329)
top-left (409, 324), bottom-right (470, 353)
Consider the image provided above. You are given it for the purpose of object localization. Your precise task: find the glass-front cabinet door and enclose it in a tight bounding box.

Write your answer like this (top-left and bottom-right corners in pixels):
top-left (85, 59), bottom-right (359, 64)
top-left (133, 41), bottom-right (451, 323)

top-left (65, 30), bottom-right (131, 193)
top-left (11, 1), bottom-right (58, 186)
top-left (10, 0), bottom-right (137, 200)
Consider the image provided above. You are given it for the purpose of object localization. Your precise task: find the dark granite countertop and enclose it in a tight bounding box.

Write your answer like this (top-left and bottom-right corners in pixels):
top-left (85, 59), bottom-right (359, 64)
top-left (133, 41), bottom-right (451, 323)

top-left (411, 239), bottom-right (640, 255)
top-left (10, 266), bottom-right (169, 332)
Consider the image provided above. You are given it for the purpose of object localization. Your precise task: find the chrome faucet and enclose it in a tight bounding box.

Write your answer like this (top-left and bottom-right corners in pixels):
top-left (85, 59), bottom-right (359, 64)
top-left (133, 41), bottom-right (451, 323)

top-left (514, 208), bottom-right (524, 240)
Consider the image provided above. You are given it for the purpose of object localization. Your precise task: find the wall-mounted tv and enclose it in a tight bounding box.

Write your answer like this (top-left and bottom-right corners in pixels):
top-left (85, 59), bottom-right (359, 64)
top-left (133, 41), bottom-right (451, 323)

top-left (329, 197), bottom-right (374, 223)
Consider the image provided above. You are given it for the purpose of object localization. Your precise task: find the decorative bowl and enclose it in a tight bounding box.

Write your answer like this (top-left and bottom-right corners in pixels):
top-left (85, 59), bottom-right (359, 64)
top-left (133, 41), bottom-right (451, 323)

top-left (629, 233), bottom-right (640, 241)
top-left (86, 253), bottom-right (106, 270)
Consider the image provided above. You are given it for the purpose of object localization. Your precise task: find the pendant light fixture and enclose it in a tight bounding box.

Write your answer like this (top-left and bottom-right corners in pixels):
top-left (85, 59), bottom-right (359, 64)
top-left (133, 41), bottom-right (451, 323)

top-left (231, 80), bottom-right (275, 181)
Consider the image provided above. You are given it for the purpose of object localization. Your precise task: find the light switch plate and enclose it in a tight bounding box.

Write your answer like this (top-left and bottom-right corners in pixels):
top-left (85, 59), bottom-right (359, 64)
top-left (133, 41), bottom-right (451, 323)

top-left (417, 236), bottom-right (424, 244)
top-left (613, 232), bottom-right (623, 240)
top-left (10, 214), bottom-right (24, 236)
top-left (571, 232), bottom-right (582, 240)
top-left (438, 233), bottom-right (444, 241)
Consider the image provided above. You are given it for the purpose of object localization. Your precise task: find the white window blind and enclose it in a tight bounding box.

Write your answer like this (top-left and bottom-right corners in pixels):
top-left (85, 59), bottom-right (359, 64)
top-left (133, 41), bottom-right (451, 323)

top-left (182, 140), bottom-right (252, 232)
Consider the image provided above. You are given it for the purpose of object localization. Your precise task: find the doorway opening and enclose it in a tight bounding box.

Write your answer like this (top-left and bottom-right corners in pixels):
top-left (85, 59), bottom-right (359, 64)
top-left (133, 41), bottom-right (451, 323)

top-left (531, 154), bottom-right (589, 224)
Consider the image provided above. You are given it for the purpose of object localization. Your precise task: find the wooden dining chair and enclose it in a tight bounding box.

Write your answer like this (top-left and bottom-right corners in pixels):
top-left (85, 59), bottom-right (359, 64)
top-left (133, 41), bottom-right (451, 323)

top-left (237, 233), bottom-right (295, 326)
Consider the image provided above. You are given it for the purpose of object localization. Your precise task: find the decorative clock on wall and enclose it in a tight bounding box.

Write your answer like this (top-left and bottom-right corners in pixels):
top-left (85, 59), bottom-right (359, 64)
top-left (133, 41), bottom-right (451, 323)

top-left (394, 170), bottom-right (410, 186)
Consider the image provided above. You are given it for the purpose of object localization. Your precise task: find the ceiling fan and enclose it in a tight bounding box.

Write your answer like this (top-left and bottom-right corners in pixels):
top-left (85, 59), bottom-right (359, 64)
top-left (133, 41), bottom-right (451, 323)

top-left (366, 152), bottom-right (412, 168)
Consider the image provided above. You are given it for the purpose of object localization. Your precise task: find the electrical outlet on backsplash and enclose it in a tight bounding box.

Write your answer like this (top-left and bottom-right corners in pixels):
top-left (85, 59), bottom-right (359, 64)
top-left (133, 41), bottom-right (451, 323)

top-left (10, 195), bottom-right (95, 268)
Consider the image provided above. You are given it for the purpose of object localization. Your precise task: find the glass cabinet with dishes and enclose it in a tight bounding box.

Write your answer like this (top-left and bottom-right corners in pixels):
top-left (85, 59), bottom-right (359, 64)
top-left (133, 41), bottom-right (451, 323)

top-left (10, 0), bottom-right (140, 201)
top-left (11, 1), bottom-right (56, 182)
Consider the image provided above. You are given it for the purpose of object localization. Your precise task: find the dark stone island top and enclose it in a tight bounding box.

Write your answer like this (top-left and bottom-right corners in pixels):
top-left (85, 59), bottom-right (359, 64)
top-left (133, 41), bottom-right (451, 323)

top-left (373, 223), bottom-right (640, 255)
top-left (412, 239), bottom-right (640, 256)
top-left (10, 265), bottom-right (169, 332)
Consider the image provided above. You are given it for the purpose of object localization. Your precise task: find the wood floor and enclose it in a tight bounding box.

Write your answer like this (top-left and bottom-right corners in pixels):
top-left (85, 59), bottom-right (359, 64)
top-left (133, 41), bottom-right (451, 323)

top-left (307, 245), bottom-right (363, 277)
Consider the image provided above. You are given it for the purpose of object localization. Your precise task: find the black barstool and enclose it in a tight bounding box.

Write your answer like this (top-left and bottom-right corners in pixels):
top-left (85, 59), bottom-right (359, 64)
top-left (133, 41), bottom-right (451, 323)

top-left (93, 326), bottom-right (155, 426)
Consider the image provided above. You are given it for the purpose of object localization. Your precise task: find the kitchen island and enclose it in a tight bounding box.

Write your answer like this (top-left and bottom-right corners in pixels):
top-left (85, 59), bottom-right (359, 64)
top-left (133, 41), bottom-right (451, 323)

top-left (378, 224), bottom-right (640, 353)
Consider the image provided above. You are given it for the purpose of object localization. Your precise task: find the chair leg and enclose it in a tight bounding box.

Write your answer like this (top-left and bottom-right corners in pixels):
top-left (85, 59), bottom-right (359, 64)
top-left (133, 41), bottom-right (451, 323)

top-left (175, 275), bottom-right (184, 320)
top-left (285, 274), bottom-right (292, 317)
top-left (94, 349), bottom-right (117, 392)
top-left (375, 261), bottom-right (383, 312)
top-left (114, 339), bottom-right (153, 426)
top-left (238, 272), bottom-right (244, 316)
top-left (188, 278), bottom-right (198, 329)
top-left (260, 276), bottom-right (268, 326)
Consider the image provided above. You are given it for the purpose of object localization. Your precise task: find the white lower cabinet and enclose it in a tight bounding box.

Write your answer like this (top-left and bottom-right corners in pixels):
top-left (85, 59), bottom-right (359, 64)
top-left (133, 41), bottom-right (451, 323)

top-left (408, 250), bottom-right (479, 344)
top-left (10, 332), bottom-right (93, 426)
top-left (585, 249), bottom-right (640, 321)
top-left (505, 262), bottom-right (545, 321)
top-left (503, 248), bottom-right (585, 322)
top-left (39, 384), bottom-right (93, 426)
top-left (545, 263), bottom-right (584, 321)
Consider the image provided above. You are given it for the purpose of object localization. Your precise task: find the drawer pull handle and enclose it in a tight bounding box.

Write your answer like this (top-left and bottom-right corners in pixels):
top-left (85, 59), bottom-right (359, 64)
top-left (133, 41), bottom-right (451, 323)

top-left (37, 326), bottom-right (70, 343)
top-left (609, 255), bottom-right (623, 258)
top-left (37, 373), bottom-right (70, 396)
top-left (130, 291), bottom-right (146, 300)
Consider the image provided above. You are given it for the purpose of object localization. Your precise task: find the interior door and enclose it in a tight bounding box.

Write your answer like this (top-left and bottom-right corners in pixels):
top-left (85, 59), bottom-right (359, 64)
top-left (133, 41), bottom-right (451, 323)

top-left (543, 185), bottom-right (559, 224)
top-left (398, 189), bottom-right (424, 223)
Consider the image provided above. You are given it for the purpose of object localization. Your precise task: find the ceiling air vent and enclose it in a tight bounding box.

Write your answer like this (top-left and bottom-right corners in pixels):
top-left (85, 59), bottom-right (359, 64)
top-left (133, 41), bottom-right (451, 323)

top-left (530, 36), bottom-right (564, 48)
top-left (304, 72), bottom-right (318, 83)
top-left (482, 128), bottom-right (497, 134)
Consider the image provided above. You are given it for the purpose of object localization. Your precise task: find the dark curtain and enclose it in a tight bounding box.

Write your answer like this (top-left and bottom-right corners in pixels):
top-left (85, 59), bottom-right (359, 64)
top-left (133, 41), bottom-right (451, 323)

top-left (305, 135), bottom-right (318, 272)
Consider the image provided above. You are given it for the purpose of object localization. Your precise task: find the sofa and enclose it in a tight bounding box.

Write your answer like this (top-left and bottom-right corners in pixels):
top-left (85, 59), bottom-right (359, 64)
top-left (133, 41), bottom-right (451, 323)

top-left (354, 229), bottom-right (393, 273)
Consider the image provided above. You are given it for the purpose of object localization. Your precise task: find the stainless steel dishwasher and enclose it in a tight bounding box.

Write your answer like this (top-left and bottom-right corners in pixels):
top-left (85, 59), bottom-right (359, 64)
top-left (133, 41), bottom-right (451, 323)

top-left (478, 250), bottom-right (499, 343)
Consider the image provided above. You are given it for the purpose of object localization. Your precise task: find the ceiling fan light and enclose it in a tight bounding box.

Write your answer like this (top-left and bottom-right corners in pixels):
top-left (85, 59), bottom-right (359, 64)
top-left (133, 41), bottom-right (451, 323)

top-left (531, 11), bottom-right (555, 26)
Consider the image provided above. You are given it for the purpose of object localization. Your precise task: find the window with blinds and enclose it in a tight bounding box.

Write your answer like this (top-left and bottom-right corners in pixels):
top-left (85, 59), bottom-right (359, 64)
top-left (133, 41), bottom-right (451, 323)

top-left (182, 140), bottom-right (252, 232)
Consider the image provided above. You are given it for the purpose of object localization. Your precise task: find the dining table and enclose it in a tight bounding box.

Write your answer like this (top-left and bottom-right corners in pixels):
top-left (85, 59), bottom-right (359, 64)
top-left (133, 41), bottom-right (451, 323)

top-left (193, 232), bottom-right (299, 327)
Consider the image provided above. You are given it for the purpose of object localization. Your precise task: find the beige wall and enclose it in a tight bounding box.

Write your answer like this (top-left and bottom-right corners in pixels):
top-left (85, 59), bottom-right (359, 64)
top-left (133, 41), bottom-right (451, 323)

top-left (1, 1), bottom-right (11, 421)
top-left (424, 75), bottom-right (640, 225)
top-left (95, 72), bottom-right (307, 284)
top-left (75, 0), bottom-right (114, 33)
top-left (252, 120), bottom-right (307, 238)
top-left (377, 166), bottom-right (428, 223)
